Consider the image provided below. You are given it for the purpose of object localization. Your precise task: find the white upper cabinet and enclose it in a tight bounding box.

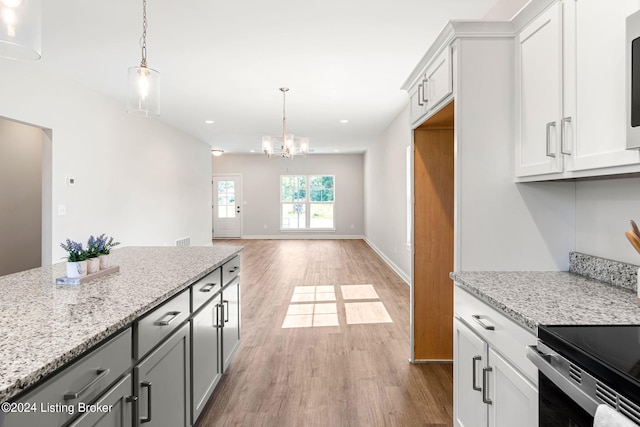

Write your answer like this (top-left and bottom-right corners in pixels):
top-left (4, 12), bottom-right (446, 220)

top-left (407, 46), bottom-right (453, 127)
top-left (516, 0), bottom-right (640, 180)
top-left (515, 3), bottom-right (564, 177)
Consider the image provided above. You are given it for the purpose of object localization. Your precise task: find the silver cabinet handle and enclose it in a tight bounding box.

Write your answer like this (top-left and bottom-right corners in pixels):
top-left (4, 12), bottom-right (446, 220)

top-left (126, 395), bottom-right (138, 427)
top-left (482, 367), bottom-right (493, 405)
top-left (560, 116), bottom-right (572, 155)
top-left (421, 78), bottom-right (429, 103)
top-left (200, 283), bottom-right (217, 292)
top-left (214, 303), bottom-right (222, 329)
top-left (471, 314), bottom-right (495, 331)
top-left (472, 356), bottom-right (482, 391)
top-left (157, 311), bottom-right (181, 326)
top-left (417, 84), bottom-right (424, 106)
top-left (64, 368), bottom-right (110, 401)
top-left (223, 300), bottom-right (230, 323)
top-left (546, 121), bottom-right (557, 158)
top-left (229, 266), bottom-right (239, 273)
top-left (140, 381), bottom-right (152, 423)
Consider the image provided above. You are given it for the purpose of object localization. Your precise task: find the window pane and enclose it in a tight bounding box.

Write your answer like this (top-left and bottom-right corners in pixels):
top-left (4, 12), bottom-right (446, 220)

top-left (281, 176), bottom-right (306, 202)
top-left (282, 203), bottom-right (306, 228)
top-left (310, 203), bottom-right (334, 228)
top-left (309, 175), bottom-right (334, 202)
top-left (217, 180), bottom-right (235, 219)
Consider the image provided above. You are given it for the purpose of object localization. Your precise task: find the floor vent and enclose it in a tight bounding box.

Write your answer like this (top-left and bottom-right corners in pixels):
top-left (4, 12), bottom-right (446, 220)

top-left (176, 237), bottom-right (191, 247)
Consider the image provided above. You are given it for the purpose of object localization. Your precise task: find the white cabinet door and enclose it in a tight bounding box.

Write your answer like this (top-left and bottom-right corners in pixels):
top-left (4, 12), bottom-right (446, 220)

top-left (515, 2), bottom-right (564, 177)
top-left (454, 318), bottom-right (488, 427)
top-left (487, 348), bottom-right (538, 427)
top-left (564, 0), bottom-right (640, 171)
top-left (425, 47), bottom-right (453, 112)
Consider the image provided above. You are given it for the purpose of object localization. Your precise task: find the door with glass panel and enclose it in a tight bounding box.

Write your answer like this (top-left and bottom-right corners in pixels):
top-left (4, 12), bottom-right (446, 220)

top-left (213, 175), bottom-right (241, 238)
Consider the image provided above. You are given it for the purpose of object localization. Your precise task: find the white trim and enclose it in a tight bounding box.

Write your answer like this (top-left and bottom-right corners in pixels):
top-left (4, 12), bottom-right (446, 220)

top-left (212, 173), bottom-right (243, 238)
top-left (363, 238), bottom-right (410, 285)
top-left (238, 234), bottom-right (364, 240)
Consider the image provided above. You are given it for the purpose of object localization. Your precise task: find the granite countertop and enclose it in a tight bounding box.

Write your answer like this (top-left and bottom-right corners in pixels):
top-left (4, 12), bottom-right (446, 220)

top-left (452, 271), bottom-right (640, 333)
top-left (0, 245), bottom-right (242, 403)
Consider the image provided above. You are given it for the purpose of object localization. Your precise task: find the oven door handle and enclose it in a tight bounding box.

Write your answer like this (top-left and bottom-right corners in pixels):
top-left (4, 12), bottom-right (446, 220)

top-left (526, 345), bottom-right (600, 417)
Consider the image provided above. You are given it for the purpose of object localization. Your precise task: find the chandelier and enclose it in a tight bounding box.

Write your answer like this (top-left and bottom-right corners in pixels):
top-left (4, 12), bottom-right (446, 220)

top-left (262, 87), bottom-right (309, 159)
top-left (127, 0), bottom-right (160, 116)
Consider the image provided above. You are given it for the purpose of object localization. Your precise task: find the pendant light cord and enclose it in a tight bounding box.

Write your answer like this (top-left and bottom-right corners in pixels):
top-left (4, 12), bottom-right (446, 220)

top-left (140, 0), bottom-right (148, 68)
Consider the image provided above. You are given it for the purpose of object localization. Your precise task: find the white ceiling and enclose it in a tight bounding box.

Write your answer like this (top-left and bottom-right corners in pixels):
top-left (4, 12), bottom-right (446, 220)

top-left (39, 0), bottom-right (505, 155)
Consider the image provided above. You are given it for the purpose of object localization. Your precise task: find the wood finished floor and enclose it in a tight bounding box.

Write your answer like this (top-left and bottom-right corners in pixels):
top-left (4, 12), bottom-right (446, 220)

top-left (198, 239), bottom-right (453, 427)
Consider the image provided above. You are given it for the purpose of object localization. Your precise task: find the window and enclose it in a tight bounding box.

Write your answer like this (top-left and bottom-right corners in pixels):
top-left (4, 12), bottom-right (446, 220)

top-left (217, 180), bottom-right (236, 218)
top-left (281, 175), bottom-right (334, 230)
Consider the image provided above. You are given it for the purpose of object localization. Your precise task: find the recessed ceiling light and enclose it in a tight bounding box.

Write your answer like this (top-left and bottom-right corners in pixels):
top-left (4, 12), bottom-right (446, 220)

top-left (205, 120), bottom-right (215, 124)
top-left (339, 119), bottom-right (349, 124)
top-left (249, 149), bottom-right (256, 153)
top-left (334, 149), bottom-right (340, 153)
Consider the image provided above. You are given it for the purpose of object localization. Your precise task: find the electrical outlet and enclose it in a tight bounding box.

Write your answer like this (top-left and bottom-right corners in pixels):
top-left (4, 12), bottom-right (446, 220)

top-left (57, 204), bottom-right (66, 216)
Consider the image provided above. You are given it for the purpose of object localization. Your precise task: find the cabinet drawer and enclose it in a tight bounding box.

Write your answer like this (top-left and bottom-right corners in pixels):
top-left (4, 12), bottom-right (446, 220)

top-left (3, 328), bottom-right (131, 427)
top-left (191, 267), bottom-right (222, 313)
top-left (221, 256), bottom-right (240, 286)
top-left (67, 373), bottom-right (134, 427)
top-left (136, 289), bottom-right (189, 359)
top-left (454, 285), bottom-right (537, 385)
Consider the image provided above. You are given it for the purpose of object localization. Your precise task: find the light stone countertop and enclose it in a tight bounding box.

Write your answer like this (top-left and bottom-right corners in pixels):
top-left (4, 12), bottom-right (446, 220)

top-left (452, 271), bottom-right (640, 333)
top-left (0, 245), bottom-right (243, 403)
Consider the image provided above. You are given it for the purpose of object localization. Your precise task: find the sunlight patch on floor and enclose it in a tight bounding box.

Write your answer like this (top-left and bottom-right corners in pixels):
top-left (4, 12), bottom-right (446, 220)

top-left (340, 284), bottom-right (379, 300)
top-left (345, 301), bottom-right (393, 325)
top-left (291, 286), bottom-right (336, 302)
top-left (281, 303), bottom-right (339, 328)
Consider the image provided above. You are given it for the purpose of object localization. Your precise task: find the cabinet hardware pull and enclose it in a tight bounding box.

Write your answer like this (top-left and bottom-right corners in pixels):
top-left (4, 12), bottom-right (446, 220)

top-left (126, 395), bottom-right (138, 426)
top-left (200, 283), bottom-right (217, 292)
top-left (64, 368), bottom-right (111, 401)
top-left (482, 367), bottom-right (493, 405)
top-left (141, 381), bottom-right (152, 423)
top-left (546, 121), bottom-right (557, 158)
top-left (223, 300), bottom-right (230, 323)
top-left (157, 311), bottom-right (181, 326)
top-left (421, 78), bottom-right (429, 103)
top-left (229, 266), bottom-right (239, 273)
top-left (472, 356), bottom-right (482, 391)
top-left (560, 116), bottom-right (572, 155)
top-left (417, 84), bottom-right (424, 106)
top-left (214, 303), bottom-right (222, 328)
top-left (471, 314), bottom-right (495, 330)
top-left (220, 303), bottom-right (226, 329)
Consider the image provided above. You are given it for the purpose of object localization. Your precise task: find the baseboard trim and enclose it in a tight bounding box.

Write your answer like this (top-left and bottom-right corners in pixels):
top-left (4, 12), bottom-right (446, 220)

top-left (363, 238), bottom-right (410, 285)
top-left (238, 234), bottom-right (365, 240)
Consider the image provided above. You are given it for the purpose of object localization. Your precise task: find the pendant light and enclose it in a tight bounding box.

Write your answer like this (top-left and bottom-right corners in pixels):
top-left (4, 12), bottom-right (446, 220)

top-left (262, 87), bottom-right (310, 159)
top-left (127, 0), bottom-right (160, 117)
top-left (0, 0), bottom-right (41, 61)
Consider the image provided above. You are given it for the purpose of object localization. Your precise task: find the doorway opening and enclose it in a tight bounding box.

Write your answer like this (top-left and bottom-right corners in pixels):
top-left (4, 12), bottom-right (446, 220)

top-left (412, 101), bottom-right (455, 361)
top-left (212, 174), bottom-right (242, 239)
top-left (0, 117), bottom-right (52, 276)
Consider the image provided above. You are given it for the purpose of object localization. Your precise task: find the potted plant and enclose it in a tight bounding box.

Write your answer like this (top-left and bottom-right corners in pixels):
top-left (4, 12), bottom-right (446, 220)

top-left (96, 234), bottom-right (120, 270)
top-left (86, 235), bottom-right (101, 274)
top-left (60, 239), bottom-right (88, 278)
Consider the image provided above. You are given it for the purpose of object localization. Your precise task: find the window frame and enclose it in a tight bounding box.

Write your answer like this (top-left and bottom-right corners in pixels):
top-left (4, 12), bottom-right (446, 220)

top-left (280, 174), bottom-right (335, 231)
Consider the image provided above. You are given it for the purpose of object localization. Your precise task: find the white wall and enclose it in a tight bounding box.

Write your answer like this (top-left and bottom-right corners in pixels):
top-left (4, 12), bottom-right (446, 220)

top-left (576, 177), bottom-right (640, 265)
top-left (454, 37), bottom-right (576, 271)
top-left (212, 154), bottom-right (364, 238)
top-left (363, 106), bottom-right (411, 283)
top-left (0, 59), bottom-right (212, 264)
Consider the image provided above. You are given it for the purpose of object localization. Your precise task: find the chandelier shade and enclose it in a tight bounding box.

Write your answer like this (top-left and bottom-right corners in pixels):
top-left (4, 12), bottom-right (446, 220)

top-left (262, 88), bottom-right (309, 159)
top-left (0, 0), bottom-right (41, 61)
top-left (127, 0), bottom-right (160, 117)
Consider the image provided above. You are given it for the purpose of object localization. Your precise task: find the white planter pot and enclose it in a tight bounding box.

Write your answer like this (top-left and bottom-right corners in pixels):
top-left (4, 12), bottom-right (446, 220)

top-left (99, 254), bottom-right (110, 270)
top-left (87, 257), bottom-right (100, 274)
top-left (67, 261), bottom-right (87, 278)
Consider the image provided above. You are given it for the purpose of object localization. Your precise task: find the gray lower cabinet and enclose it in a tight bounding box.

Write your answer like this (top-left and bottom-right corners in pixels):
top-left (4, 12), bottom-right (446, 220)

top-left (191, 295), bottom-right (222, 424)
top-left (221, 277), bottom-right (240, 372)
top-left (134, 322), bottom-right (190, 427)
top-left (67, 374), bottom-right (135, 427)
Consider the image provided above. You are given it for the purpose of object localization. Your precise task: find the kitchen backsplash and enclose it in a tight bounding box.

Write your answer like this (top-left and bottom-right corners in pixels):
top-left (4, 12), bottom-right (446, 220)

top-left (569, 252), bottom-right (639, 291)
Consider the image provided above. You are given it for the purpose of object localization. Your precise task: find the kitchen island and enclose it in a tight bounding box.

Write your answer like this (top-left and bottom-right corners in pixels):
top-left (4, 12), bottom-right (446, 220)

top-left (0, 245), bottom-right (242, 426)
